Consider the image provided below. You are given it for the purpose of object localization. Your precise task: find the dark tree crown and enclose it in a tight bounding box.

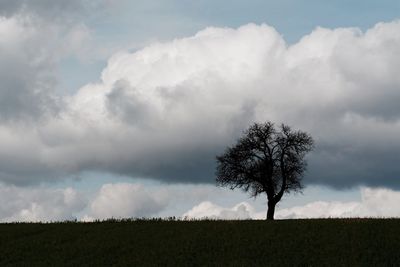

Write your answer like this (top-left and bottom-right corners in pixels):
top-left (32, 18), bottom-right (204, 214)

top-left (216, 122), bottom-right (314, 204)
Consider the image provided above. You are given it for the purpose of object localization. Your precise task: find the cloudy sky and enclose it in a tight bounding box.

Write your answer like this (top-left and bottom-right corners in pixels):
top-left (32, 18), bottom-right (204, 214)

top-left (0, 0), bottom-right (400, 221)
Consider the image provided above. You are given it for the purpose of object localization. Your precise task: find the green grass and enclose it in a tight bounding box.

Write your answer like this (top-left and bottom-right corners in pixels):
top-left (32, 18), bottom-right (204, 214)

top-left (1, 219), bottom-right (400, 266)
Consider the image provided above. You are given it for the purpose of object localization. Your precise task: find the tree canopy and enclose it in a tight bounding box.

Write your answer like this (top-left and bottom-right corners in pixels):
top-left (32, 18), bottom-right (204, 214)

top-left (216, 122), bottom-right (314, 219)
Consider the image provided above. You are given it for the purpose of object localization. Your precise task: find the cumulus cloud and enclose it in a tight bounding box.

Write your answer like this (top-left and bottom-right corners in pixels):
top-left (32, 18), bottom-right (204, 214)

top-left (0, 182), bottom-right (245, 222)
top-left (183, 202), bottom-right (255, 220)
top-left (184, 187), bottom-right (400, 219)
top-left (0, 0), bottom-right (108, 122)
top-left (83, 183), bottom-right (168, 220)
top-left (0, 184), bottom-right (87, 222)
top-left (277, 187), bottom-right (400, 218)
top-left (1, 21), bottom-right (400, 187)
top-left (0, 181), bottom-right (256, 222)
top-left (0, 15), bottom-right (97, 183)
top-left (2, 183), bottom-right (400, 222)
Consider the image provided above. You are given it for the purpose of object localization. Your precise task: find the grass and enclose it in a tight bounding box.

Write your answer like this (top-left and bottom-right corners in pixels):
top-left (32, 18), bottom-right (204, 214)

top-left (0, 218), bottom-right (400, 266)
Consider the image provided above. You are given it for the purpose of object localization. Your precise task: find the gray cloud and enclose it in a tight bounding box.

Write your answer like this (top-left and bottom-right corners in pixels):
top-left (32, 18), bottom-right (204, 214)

top-left (106, 80), bottom-right (159, 126)
top-left (0, 16), bottom-right (60, 122)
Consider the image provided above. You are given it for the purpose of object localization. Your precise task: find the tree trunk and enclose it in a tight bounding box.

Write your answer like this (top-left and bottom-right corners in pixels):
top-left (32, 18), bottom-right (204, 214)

top-left (267, 201), bottom-right (276, 220)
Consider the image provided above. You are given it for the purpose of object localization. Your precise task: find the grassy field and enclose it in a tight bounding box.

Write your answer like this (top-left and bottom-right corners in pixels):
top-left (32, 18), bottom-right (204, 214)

top-left (0, 219), bottom-right (399, 266)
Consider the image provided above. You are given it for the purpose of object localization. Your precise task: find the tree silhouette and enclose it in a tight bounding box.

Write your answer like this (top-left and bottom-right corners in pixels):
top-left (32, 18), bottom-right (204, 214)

top-left (216, 122), bottom-right (314, 220)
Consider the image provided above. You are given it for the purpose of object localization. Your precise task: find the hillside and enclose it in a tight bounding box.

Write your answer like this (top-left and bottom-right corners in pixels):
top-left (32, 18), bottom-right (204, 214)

top-left (1, 219), bottom-right (399, 266)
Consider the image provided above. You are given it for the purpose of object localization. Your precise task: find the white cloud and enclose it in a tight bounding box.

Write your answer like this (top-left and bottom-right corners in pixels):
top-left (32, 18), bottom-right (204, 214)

top-left (275, 187), bottom-right (400, 219)
top-left (1, 21), bottom-right (400, 187)
top-left (0, 184), bottom-right (87, 222)
top-left (276, 201), bottom-right (360, 219)
top-left (82, 182), bottom-right (241, 221)
top-left (183, 187), bottom-right (400, 219)
top-left (183, 201), bottom-right (256, 220)
top-left (83, 183), bottom-right (168, 220)
top-left (1, 182), bottom-right (400, 222)
top-left (0, 181), bottom-right (256, 222)
top-left (0, 181), bottom-right (235, 222)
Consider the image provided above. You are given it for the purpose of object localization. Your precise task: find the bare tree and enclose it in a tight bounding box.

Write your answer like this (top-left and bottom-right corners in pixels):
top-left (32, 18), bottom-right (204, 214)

top-left (216, 122), bottom-right (314, 220)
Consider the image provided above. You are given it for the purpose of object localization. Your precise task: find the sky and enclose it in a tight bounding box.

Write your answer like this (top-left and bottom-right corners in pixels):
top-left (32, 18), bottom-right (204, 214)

top-left (0, 0), bottom-right (400, 221)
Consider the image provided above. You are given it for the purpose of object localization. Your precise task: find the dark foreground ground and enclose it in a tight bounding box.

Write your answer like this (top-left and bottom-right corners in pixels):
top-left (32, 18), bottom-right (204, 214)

top-left (1, 219), bottom-right (399, 266)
